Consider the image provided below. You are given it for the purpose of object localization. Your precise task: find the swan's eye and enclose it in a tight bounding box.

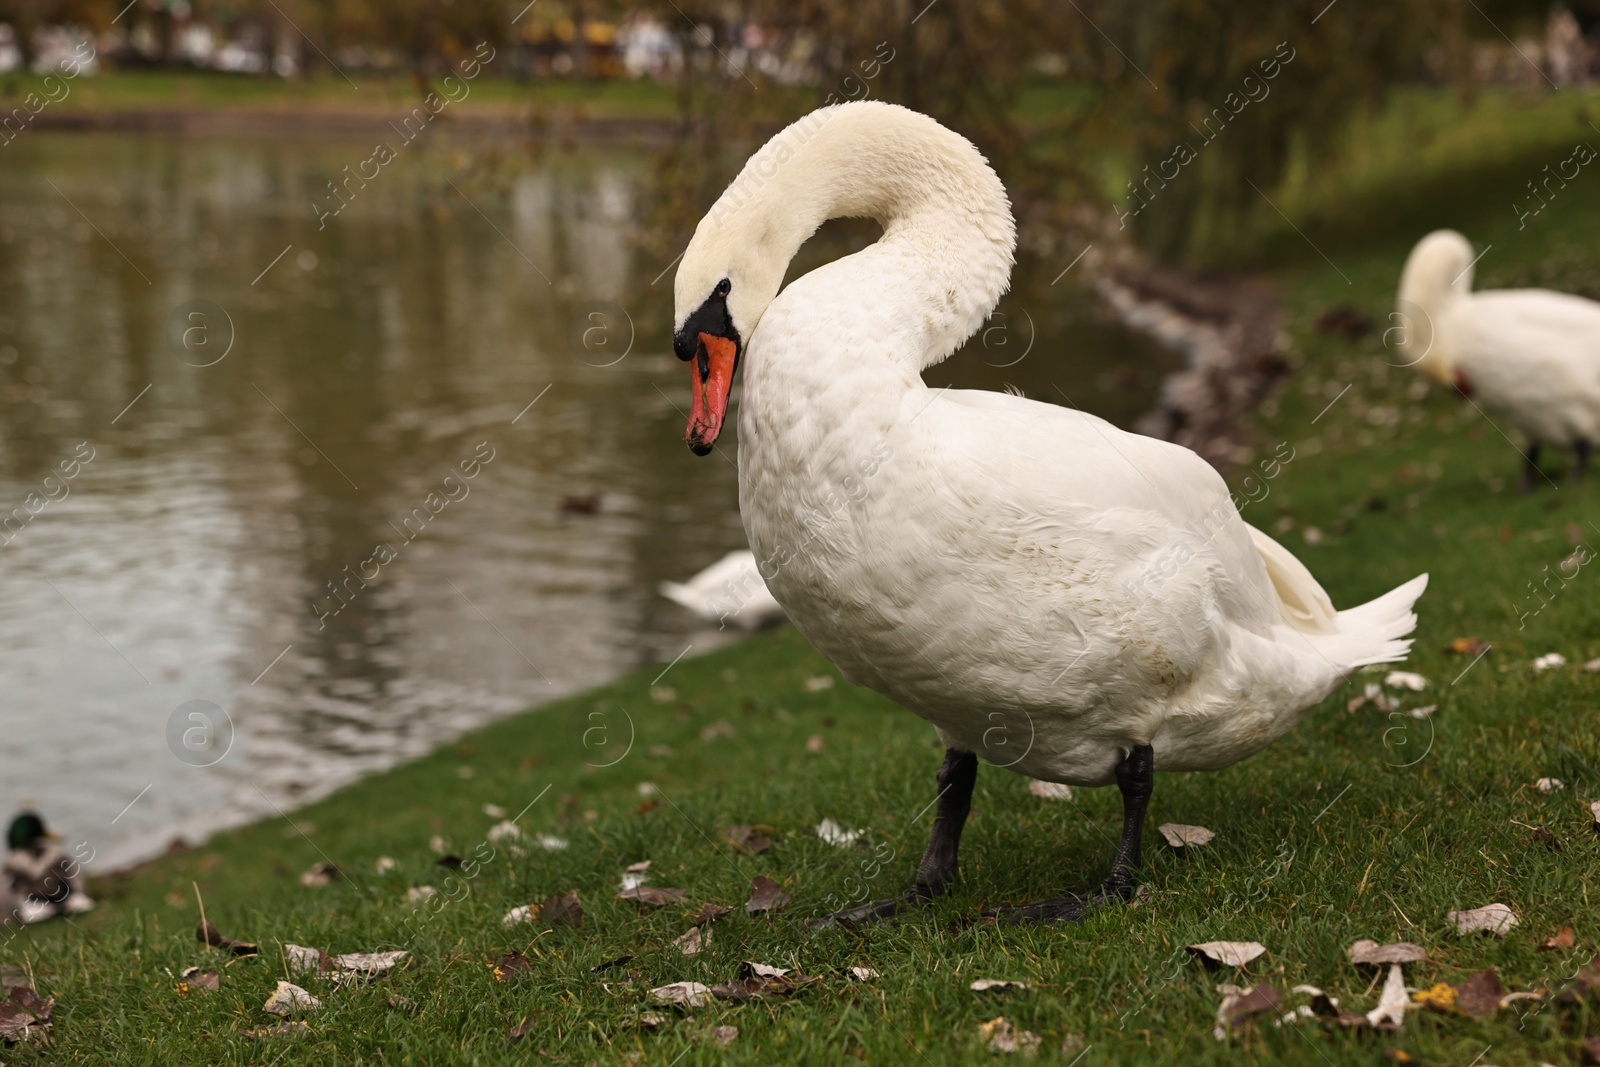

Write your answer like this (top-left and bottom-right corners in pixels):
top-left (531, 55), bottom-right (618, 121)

top-left (713, 279), bottom-right (731, 298)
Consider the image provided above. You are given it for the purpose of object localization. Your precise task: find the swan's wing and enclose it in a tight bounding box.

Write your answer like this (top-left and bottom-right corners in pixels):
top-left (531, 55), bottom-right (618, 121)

top-left (1447, 290), bottom-right (1600, 439)
top-left (922, 388), bottom-right (1308, 632)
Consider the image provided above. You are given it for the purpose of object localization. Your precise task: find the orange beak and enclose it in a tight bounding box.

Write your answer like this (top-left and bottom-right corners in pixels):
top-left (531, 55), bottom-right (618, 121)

top-left (686, 333), bottom-right (738, 455)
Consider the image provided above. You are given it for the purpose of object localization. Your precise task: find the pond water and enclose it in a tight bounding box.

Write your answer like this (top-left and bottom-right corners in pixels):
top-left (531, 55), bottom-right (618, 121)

top-left (0, 129), bottom-right (1174, 868)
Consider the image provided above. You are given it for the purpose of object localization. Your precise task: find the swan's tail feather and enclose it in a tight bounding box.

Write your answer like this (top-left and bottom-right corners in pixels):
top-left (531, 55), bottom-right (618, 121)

top-left (1314, 573), bottom-right (1430, 669)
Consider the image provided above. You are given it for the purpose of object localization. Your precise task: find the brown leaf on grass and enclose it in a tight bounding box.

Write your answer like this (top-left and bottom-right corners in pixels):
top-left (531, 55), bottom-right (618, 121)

top-left (263, 981), bottom-right (320, 1017)
top-left (636, 799), bottom-right (660, 814)
top-left (196, 919), bottom-right (258, 956)
top-left (635, 1011), bottom-right (668, 1029)
top-left (1187, 941), bottom-right (1267, 968)
top-left (711, 1023), bottom-right (740, 1046)
top-left (1211, 984), bottom-right (1280, 1040)
top-left (507, 1016), bottom-right (540, 1041)
top-left (492, 952), bottom-right (535, 982)
top-left (333, 951), bottom-right (408, 978)
top-left (540, 889), bottom-right (584, 928)
top-left (1447, 903), bottom-right (1518, 935)
top-left (590, 955), bottom-right (633, 973)
top-left (240, 1021), bottom-right (310, 1039)
top-left (1590, 799), bottom-right (1600, 832)
top-left (710, 963), bottom-right (819, 1003)
top-left (177, 966), bottom-right (219, 993)
top-left (848, 966), bottom-right (880, 981)
top-left (1348, 940), bottom-right (1427, 965)
top-left (724, 825), bottom-right (773, 853)
top-left (1367, 964), bottom-right (1411, 1030)
top-left (676, 926), bottom-right (708, 956)
top-left (1454, 969), bottom-right (1505, 1019)
top-left (695, 902), bottom-right (733, 925)
top-left (1542, 927), bottom-right (1577, 950)
top-left (649, 981), bottom-right (713, 1009)
top-left (978, 1016), bottom-right (1042, 1055)
top-left (0, 985), bottom-right (53, 1044)
top-left (1445, 637), bottom-right (1490, 656)
top-left (1530, 825), bottom-right (1564, 851)
top-left (387, 995), bottom-right (415, 1013)
top-left (0, 967), bottom-right (28, 992)
top-left (806, 734), bottom-right (826, 754)
top-left (1158, 823), bottom-right (1215, 848)
top-left (746, 875), bottom-right (790, 914)
top-left (618, 886), bottom-right (686, 908)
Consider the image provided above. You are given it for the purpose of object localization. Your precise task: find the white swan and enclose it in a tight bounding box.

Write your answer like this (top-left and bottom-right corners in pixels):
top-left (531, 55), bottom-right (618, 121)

top-left (658, 550), bottom-right (787, 630)
top-left (1396, 229), bottom-right (1600, 488)
top-left (671, 102), bottom-right (1427, 923)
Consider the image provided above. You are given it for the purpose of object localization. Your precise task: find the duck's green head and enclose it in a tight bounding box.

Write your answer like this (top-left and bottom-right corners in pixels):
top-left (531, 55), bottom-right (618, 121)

top-left (7, 812), bottom-right (50, 851)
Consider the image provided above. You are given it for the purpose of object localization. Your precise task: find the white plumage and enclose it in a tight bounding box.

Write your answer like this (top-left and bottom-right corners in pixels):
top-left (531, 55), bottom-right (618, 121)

top-left (671, 102), bottom-right (1426, 789)
top-left (1396, 229), bottom-right (1600, 481)
top-left (659, 550), bottom-right (786, 630)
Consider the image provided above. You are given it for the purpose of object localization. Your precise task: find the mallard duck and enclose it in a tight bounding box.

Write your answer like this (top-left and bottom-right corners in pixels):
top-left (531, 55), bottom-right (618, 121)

top-left (669, 102), bottom-right (1427, 923)
top-left (3, 812), bottom-right (93, 925)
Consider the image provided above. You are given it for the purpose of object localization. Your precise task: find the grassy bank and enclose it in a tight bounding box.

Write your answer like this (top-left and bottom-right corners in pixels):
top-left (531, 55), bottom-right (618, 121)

top-left (4, 98), bottom-right (1600, 1067)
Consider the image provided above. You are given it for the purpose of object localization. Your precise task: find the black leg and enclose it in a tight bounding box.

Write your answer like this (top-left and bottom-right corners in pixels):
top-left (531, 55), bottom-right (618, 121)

top-left (811, 748), bottom-right (976, 927)
top-left (984, 743), bottom-right (1155, 924)
top-left (1574, 439), bottom-right (1591, 483)
top-left (1519, 443), bottom-right (1542, 494)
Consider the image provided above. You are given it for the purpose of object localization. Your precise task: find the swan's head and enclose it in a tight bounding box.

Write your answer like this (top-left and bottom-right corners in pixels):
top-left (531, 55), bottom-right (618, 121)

top-left (672, 175), bottom-right (798, 454)
top-left (1394, 229), bottom-right (1473, 384)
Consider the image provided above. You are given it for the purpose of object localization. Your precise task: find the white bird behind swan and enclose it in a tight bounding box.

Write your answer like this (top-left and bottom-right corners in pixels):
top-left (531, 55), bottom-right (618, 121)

top-left (659, 550), bottom-right (786, 630)
top-left (1396, 229), bottom-right (1600, 488)
top-left (670, 101), bottom-right (1427, 923)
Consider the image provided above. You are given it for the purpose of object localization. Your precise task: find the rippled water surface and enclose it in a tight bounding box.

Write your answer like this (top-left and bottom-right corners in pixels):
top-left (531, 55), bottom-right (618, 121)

top-left (0, 130), bottom-right (1173, 867)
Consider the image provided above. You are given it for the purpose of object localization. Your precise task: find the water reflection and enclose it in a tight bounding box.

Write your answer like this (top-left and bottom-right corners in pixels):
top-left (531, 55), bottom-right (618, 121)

top-left (0, 130), bottom-right (1173, 867)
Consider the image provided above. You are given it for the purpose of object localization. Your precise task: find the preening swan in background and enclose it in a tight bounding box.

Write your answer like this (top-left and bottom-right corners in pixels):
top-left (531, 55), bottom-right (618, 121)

top-left (1395, 229), bottom-right (1600, 489)
top-left (672, 101), bottom-right (1427, 924)
top-left (659, 550), bottom-right (787, 630)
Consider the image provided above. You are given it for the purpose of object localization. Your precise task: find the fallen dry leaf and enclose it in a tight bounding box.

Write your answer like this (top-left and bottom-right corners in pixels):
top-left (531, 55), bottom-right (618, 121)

top-left (298, 862), bottom-right (342, 887)
top-left (978, 1016), bottom-right (1041, 1054)
top-left (1537, 777), bottom-right (1566, 793)
top-left (536, 833), bottom-right (569, 851)
top-left (618, 885), bottom-right (686, 908)
top-left (1366, 964), bottom-right (1410, 1030)
top-left (816, 818), bottom-right (864, 847)
top-left (676, 927), bottom-right (708, 956)
top-left (806, 734), bottom-right (826, 754)
top-left (701, 720), bottom-right (736, 741)
top-left (724, 825), bottom-right (773, 853)
top-left (407, 886), bottom-right (436, 903)
top-left (540, 889), bottom-right (584, 928)
top-left (1213, 984), bottom-right (1281, 1040)
top-left (387, 995), bottom-right (415, 1013)
top-left (333, 951), bottom-right (407, 977)
top-left (848, 966), bottom-right (880, 981)
top-left (0, 986), bottom-right (53, 1044)
top-left (650, 981), bottom-right (713, 1009)
top-left (1590, 800), bottom-right (1600, 832)
top-left (970, 978), bottom-right (1027, 991)
top-left (196, 919), bottom-right (258, 956)
top-left (1158, 823), bottom-right (1215, 848)
top-left (263, 981), bottom-right (320, 1017)
top-left (487, 820), bottom-right (521, 843)
top-left (590, 955), bottom-right (633, 973)
top-left (1453, 969), bottom-right (1505, 1019)
top-left (1347, 684), bottom-right (1393, 713)
top-left (502, 904), bottom-right (535, 928)
top-left (694, 902), bottom-right (733, 925)
top-left (1384, 671), bottom-right (1427, 691)
top-left (1028, 779), bottom-right (1074, 801)
top-left (507, 1016), bottom-right (537, 1041)
top-left (240, 1021), bottom-right (310, 1039)
top-left (283, 944), bottom-right (331, 974)
top-left (711, 1024), bottom-right (739, 1046)
top-left (1447, 903), bottom-right (1518, 936)
top-left (1445, 637), bottom-right (1490, 656)
top-left (618, 861), bottom-right (651, 892)
top-left (1188, 941), bottom-right (1267, 968)
top-left (178, 966), bottom-right (220, 993)
top-left (1348, 940), bottom-right (1427, 965)
top-left (1542, 927), bottom-right (1577, 951)
top-left (492, 951), bottom-right (535, 982)
top-left (1534, 652), bottom-right (1567, 671)
top-left (636, 1011), bottom-right (668, 1029)
top-left (709, 963), bottom-right (819, 1002)
top-left (746, 875), bottom-right (790, 914)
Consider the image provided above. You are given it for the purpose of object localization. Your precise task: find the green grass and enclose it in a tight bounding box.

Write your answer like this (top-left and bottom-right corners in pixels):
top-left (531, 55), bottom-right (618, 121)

top-left (0, 69), bottom-right (683, 120)
top-left (5, 94), bottom-right (1600, 1066)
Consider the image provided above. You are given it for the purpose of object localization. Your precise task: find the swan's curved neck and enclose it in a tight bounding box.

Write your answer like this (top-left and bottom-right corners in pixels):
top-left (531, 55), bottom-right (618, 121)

top-left (710, 103), bottom-right (1017, 368)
